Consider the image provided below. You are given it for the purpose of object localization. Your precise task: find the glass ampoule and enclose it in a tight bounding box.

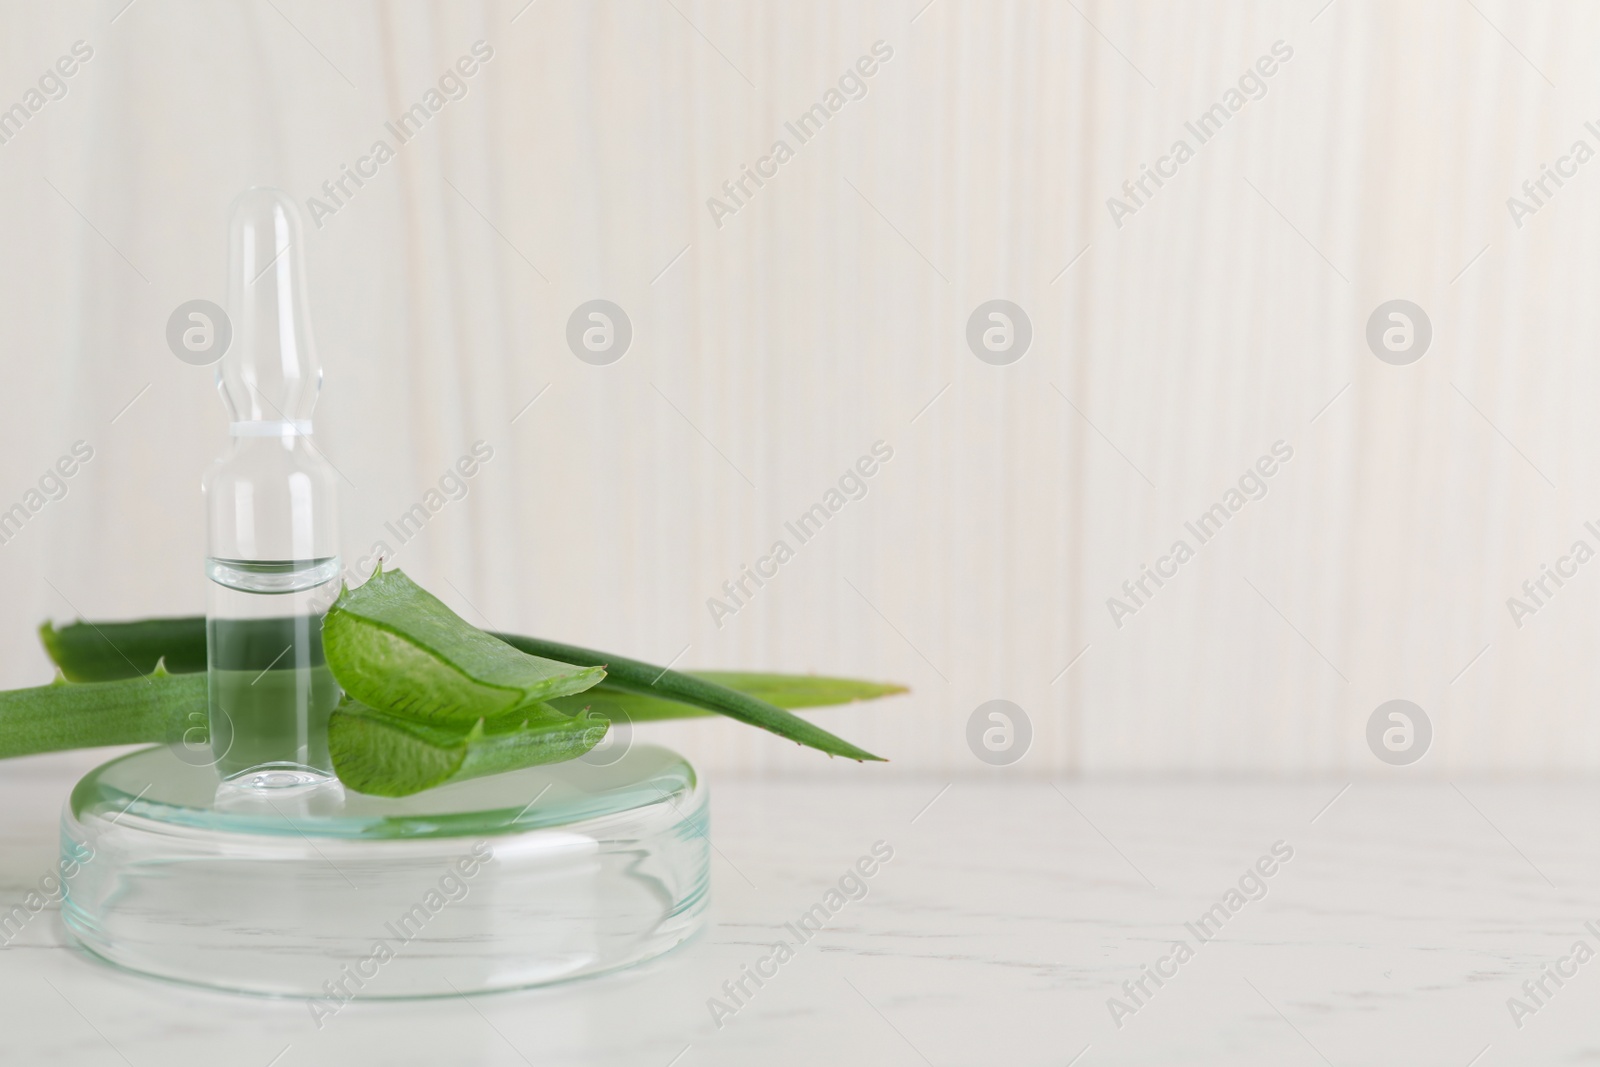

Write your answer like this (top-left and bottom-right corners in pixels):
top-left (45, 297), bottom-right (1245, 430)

top-left (203, 188), bottom-right (341, 786)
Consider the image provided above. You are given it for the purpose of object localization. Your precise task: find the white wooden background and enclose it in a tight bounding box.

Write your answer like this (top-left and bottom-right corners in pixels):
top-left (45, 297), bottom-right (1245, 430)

top-left (0, 0), bottom-right (1592, 775)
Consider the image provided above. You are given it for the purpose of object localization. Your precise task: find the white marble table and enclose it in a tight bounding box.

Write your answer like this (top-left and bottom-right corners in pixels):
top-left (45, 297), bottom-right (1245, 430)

top-left (3, 748), bottom-right (1597, 1065)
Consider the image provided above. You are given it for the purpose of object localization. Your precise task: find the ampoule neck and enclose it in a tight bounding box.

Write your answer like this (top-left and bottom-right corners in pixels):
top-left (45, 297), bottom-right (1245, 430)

top-left (220, 188), bottom-right (323, 425)
top-left (230, 419), bottom-right (317, 439)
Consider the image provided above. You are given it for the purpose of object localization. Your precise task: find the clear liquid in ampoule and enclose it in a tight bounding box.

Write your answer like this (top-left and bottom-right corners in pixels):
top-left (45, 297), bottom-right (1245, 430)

top-left (206, 557), bottom-right (342, 785)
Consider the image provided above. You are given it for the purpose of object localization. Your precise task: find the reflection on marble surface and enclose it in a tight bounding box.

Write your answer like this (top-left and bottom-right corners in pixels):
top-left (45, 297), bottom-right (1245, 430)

top-left (4, 748), bottom-right (1599, 1065)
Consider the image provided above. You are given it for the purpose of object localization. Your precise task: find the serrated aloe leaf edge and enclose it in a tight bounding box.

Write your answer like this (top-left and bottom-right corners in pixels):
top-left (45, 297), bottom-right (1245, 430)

top-left (327, 698), bottom-right (610, 797)
top-left (322, 566), bottom-right (606, 723)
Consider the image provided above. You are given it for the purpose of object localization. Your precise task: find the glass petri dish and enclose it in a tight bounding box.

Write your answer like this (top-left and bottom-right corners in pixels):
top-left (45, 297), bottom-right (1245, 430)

top-left (60, 743), bottom-right (709, 998)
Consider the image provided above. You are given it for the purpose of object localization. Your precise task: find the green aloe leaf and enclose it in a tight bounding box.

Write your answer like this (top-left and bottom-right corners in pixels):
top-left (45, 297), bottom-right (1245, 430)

top-left (39, 595), bottom-right (899, 762)
top-left (0, 670), bottom-right (606, 798)
top-left (321, 567), bottom-right (606, 723)
top-left (547, 673), bottom-right (908, 721)
top-left (39, 618), bottom-right (209, 683)
top-left (0, 667), bottom-right (201, 759)
top-left (490, 634), bottom-right (885, 761)
top-left (36, 614), bottom-right (908, 723)
top-left (328, 699), bottom-right (609, 797)
top-left (39, 614), bottom-right (907, 727)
